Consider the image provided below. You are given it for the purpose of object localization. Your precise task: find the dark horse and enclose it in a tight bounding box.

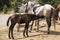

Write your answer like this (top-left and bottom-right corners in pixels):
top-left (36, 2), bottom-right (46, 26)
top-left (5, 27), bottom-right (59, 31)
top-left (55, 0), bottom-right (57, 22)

top-left (7, 14), bottom-right (44, 39)
top-left (55, 4), bottom-right (60, 20)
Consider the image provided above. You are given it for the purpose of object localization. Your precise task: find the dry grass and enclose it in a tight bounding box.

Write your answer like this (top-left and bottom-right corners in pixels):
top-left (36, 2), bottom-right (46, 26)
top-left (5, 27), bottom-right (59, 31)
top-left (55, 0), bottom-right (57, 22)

top-left (0, 23), bottom-right (60, 40)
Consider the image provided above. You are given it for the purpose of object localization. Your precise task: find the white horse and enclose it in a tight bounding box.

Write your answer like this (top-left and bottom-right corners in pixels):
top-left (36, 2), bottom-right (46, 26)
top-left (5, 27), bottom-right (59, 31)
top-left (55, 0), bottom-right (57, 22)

top-left (27, 1), bottom-right (56, 34)
top-left (34, 4), bottom-right (56, 33)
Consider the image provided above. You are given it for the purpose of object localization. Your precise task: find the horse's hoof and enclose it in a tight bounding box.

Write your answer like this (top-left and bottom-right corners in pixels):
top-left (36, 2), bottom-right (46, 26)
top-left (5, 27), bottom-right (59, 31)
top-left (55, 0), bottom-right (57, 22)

top-left (29, 30), bottom-right (31, 32)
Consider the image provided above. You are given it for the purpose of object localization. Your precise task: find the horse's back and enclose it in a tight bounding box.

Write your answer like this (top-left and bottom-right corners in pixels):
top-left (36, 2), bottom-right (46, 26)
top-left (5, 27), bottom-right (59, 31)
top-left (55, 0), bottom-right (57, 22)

top-left (35, 6), bottom-right (44, 15)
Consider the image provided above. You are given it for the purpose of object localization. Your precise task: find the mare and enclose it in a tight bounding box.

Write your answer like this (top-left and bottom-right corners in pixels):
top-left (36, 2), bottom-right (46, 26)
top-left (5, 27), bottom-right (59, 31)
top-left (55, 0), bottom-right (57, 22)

top-left (26, 1), bottom-right (56, 34)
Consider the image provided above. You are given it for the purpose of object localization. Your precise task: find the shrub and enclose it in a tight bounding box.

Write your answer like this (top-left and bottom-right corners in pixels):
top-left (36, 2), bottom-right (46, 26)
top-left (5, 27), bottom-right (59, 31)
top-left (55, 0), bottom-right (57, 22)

top-left (3, 5), bottom-right (8, 14)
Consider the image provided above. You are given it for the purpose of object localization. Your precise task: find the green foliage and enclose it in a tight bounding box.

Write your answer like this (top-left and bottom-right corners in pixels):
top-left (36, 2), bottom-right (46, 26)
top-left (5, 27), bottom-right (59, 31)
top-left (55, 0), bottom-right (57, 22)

top-left (53, 0), bottom-right (60, 8)
top-left (3, 5), bottom-right (7, 14)
top-left (10, 0), bottom-right (17, 8)
top-left (0, 0), bottom-right (10, 10)
top-left (0, 0), bottom-right (60, 14)
top-left (10, 0), bottom-right (23, 13)
top-left (0, 0), bottom-right (23, 11)
top-left (38, 0), bottom-right (54, 5)
top-left (38, 0), bottom-right (60, 8)
top-left (10, 0), bottom-right (23, 8)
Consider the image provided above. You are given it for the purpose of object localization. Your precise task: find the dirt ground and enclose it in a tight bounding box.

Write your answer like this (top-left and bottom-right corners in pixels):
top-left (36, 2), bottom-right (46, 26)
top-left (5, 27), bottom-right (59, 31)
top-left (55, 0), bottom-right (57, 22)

top-left (0, 20), bottom-right (60, 40)
top-left (0, 12), bottom-right (60, 40)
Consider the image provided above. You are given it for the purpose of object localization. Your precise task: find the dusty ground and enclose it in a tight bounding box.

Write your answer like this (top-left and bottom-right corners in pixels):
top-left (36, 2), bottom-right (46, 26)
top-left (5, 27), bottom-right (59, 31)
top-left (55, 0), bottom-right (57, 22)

top-left (0, 13), bottom-right (60, 40)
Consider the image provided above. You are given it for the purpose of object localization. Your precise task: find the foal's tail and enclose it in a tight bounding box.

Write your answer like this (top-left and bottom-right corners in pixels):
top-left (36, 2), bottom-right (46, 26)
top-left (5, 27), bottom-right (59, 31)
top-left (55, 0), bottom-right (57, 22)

top-left (7, 16), bottom-right (11, 26)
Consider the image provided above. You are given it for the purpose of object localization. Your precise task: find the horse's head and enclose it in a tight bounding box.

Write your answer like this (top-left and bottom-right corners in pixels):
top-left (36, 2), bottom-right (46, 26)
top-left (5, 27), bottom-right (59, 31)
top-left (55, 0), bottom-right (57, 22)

top-left (24, 1), bottom-right (38, 13)
top-left (26, 1), bottom-right (38, 9)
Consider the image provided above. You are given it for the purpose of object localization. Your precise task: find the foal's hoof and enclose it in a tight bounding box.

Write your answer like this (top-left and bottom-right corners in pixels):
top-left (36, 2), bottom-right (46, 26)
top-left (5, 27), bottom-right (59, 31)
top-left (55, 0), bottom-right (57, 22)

top-left (47, 32), bottom-right (50, 34)
top-left (9, 37), bottom-right (11, 39)
top-left (23, 34), bottom-right (25, 37)
top-left (12, 37), bottom-right (14, 39)
top-left (27, 35), bottom-right (29, 37)
top-left (8, 36), bottom-right (11, 39)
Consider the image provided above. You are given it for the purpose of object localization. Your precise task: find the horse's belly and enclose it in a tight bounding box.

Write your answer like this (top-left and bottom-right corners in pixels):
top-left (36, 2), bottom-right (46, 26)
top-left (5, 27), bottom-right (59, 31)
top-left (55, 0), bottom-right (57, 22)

top-left (43, 8), bottom-right (51, 18)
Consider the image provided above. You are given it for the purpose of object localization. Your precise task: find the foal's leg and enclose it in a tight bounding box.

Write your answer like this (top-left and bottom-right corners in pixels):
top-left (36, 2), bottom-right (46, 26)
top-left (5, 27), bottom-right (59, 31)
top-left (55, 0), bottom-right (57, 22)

top-left (23, 28), bottom-right (25, 37)
top-left (46, 18), bottom-right (51, 34)
top-left (25, 23), bottom-right (29, 37)
top-left (9, 22), bottom-right (16, 39)
top-left (29, 21), bottom-right (34, 32)
top-left (23, 23), bottom-right (29, 37)
top-left (8, 24), bottom-right (15, 39)
top-left (8, 25), bottom-right (11, 39)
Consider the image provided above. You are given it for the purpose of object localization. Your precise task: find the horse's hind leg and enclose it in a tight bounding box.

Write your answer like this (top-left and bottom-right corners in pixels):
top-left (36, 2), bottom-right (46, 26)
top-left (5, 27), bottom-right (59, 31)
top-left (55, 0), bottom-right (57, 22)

top-left (46, 18), bottom-right (51, 34)
top-left (35, 20), bottom-right (37, 26)
top-left (36, 19), bottom-right (39, 32)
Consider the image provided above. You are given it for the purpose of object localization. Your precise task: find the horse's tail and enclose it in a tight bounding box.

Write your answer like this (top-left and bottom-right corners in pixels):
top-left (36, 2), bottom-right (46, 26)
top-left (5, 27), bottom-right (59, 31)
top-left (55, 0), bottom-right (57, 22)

top-left (51, 8), bottom-right (56, 30)
top-left (7, 16), bottom-right (11, 26)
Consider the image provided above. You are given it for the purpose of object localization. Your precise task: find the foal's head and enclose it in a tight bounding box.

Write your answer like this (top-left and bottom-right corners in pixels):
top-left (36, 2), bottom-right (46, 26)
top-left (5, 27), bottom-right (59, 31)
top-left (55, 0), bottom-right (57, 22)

top-left (29, 14), bottom-right (41, 20)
